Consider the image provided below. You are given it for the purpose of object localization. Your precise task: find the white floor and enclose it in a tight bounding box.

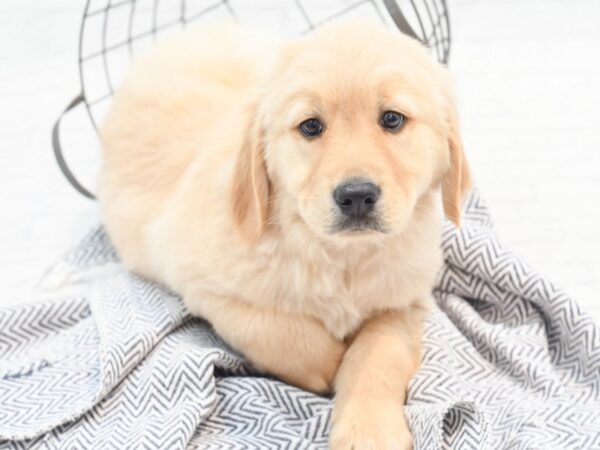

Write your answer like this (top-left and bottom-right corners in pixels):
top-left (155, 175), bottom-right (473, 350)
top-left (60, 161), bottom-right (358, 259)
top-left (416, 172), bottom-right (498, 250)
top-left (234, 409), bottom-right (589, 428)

top-left (0, 0), bottom-right (598, 323)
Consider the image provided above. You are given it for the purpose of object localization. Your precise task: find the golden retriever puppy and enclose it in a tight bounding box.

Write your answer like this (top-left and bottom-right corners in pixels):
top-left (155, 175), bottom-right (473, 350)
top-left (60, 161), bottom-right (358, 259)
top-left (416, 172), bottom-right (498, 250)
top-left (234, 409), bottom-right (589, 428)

top-left (98, 20), bottom-right (471, 449)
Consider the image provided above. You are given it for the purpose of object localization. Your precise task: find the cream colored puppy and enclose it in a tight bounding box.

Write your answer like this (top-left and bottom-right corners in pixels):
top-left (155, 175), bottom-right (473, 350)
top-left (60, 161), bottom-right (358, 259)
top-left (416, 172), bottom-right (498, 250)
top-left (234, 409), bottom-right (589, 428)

top-left (98, 20), bottom-right (471, 449)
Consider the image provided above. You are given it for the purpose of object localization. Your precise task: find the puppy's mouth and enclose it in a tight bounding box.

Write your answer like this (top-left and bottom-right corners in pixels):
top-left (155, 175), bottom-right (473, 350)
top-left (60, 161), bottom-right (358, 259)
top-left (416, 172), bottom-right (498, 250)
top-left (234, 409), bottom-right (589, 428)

top-left (331, 216), bottom-right (385, 234)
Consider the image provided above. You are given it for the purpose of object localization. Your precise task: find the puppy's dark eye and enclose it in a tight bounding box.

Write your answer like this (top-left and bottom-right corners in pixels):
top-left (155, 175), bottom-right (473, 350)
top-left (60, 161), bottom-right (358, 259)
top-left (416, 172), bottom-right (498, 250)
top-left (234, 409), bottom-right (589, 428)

top-left (380, 111), bottom-right (405, 131)
top-left (299, 118), bottom-right (323, 138)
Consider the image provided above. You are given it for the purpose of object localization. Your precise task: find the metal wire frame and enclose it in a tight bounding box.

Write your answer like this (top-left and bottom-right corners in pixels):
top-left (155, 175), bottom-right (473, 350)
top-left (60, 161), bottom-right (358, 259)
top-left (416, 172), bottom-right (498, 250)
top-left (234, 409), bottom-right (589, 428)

top-left (54, 0), bottom-right (451, 199)
top-left (77, 0), bottom-right (451, 132)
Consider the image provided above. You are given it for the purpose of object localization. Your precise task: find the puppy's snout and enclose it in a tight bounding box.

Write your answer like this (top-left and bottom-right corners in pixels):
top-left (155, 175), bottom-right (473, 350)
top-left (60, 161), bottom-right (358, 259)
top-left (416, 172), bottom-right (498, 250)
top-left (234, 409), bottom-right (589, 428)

top-left (333, 181), bottom-right (380, 218)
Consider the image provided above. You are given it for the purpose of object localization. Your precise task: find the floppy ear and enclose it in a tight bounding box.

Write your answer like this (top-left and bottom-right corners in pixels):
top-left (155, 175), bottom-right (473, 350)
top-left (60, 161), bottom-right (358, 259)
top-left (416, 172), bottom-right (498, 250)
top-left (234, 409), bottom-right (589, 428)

top-left (230, 104), bottom-right (270, 243)
top-left (441, 104), bottom-right (472, 227)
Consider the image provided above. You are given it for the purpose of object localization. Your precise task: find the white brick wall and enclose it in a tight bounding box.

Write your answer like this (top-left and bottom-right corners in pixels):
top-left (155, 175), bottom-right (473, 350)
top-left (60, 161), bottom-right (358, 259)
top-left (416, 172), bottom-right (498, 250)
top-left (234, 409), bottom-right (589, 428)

top-left (451, 0), bottom-right (600, 320)
top-left (0, 0), bottom-right (598, 322)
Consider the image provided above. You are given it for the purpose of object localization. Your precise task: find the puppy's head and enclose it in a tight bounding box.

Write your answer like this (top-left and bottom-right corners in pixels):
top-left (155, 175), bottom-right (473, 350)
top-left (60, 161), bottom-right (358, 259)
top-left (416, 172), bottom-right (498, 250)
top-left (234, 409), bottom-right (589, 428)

top-left (231, 20), bottom-right (471, 244)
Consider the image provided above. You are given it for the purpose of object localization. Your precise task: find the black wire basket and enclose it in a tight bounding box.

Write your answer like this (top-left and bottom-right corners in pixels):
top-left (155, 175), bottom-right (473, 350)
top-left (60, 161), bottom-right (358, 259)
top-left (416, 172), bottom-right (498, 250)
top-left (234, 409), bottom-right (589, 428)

top-left (53, 0), bottom-right (451, 199)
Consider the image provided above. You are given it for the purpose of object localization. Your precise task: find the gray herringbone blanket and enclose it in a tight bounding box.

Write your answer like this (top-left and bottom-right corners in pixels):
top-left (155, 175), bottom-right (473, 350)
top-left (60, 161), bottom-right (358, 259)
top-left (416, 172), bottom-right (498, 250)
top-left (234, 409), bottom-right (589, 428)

top-left (1, 190), bottom-right (599, 449)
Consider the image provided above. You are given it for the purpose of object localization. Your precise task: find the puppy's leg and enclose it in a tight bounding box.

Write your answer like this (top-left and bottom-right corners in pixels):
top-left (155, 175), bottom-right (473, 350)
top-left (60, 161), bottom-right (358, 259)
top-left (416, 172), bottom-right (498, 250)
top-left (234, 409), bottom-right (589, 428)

top-left (185, 292), bottom-right (346, 394)
top-left (330, 304), bottom-right (425, 450)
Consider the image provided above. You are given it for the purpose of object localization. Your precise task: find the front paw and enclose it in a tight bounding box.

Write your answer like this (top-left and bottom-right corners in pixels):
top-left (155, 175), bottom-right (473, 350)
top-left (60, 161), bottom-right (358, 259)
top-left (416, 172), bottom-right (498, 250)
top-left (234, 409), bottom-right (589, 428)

top-left (330, 399), bottom-right (412, 450)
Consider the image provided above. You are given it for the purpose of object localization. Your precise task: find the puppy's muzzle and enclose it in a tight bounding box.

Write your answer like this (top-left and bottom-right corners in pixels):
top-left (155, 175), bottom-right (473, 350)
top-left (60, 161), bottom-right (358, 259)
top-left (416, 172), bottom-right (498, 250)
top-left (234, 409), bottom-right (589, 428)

top-left (333, 180), bottom-right (380, 219)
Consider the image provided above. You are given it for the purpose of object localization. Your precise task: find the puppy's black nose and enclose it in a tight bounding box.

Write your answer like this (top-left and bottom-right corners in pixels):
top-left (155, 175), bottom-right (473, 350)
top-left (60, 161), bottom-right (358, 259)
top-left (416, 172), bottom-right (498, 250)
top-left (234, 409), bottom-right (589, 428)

top-left (334, 181), bottom-right (380, 218)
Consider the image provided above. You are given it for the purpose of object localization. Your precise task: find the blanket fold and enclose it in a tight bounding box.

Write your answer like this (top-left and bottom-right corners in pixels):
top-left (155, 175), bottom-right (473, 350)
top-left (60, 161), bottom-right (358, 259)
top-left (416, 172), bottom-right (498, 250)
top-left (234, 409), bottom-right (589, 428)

top-left (1, 190), bottom-right (599, 449)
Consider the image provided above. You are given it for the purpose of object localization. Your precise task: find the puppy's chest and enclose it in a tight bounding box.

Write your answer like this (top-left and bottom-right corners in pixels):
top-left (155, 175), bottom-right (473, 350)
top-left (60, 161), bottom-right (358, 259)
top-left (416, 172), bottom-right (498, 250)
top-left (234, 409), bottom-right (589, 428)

top-left (254, 247), bottom-right (407, 339)
top-left (299, 266), bottom-right (383, 339)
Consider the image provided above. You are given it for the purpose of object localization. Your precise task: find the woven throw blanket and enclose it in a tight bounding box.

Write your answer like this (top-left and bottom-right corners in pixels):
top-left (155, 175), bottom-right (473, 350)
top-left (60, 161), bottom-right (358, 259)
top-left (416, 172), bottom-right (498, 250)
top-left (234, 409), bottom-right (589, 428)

top-left (1, 190), bottom-right (599, 449)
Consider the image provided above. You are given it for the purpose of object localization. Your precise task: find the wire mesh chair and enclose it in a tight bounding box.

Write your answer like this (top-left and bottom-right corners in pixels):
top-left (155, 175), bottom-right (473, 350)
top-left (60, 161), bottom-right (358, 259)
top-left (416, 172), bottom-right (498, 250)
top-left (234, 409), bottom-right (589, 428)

top-left (53, 0), bottom-right (451, 199)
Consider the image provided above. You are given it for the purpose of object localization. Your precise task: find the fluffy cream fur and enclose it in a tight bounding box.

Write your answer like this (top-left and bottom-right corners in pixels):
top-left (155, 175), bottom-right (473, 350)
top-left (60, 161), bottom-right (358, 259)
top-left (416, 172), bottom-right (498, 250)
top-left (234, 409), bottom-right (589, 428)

top-left (98, 20), bottom-right (471, 449)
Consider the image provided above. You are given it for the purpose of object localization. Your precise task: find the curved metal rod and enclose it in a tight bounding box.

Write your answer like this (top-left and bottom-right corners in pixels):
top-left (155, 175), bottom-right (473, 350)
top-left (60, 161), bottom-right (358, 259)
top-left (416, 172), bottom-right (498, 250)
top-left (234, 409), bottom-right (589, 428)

top-left (382, 0), bottom-right (420, 41)
top-left (51, 93), bottom-right (96, 200)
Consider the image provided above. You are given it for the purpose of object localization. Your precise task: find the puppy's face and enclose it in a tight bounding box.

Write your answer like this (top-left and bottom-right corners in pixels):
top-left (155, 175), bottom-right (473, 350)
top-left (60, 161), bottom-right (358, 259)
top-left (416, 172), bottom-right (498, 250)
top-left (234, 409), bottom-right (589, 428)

top-left (231, 21), bottom-right (470, 243)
